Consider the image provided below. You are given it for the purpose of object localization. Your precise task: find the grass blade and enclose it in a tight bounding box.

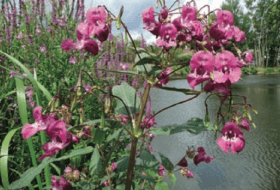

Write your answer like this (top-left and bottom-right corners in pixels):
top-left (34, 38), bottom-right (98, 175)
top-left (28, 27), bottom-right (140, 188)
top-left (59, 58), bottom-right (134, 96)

top-left (15, 77), bottom-right (43, 190)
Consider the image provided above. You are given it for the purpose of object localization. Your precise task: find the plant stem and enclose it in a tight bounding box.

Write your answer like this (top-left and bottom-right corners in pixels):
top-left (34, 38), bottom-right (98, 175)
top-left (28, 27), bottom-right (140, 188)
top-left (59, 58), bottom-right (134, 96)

top-left (125, 83), bottom-right (151, 190)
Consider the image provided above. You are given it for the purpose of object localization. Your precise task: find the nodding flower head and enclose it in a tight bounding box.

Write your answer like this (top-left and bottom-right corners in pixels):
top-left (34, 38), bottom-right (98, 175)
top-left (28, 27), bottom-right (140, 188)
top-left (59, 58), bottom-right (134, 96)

top-left (217, 122), bottom-right (246, 154)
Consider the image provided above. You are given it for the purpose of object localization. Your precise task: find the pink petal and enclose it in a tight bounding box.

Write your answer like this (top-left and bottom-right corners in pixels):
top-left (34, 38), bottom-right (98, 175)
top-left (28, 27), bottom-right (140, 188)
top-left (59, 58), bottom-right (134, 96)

top-left (217, 137), bottom-right (230, 153)
top-left (22, 123), bottom-right (38, 139)
top-left (213, 71), bottom-right (228, 83)
top-left (61, 39), bottom-right (76, 52)
top-left (83, 39), bottom-right (99, 56)
top-left (182, 5), bottom-right (197, 21)
top-left (47, 121), bottom-right (67, 142)
top-left (33, 106), bottom-right (43, 121)
top-left (76, 22), bottom-right (89, 40)
top-left (230, 137), bottom-right (245, 154)
top-left (228, 67), bottom-right (241, 83)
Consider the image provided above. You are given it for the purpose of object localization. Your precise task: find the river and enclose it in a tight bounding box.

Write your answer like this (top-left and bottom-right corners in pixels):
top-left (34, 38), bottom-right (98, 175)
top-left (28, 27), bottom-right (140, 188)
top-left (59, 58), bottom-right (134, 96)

top-left (150, 74), bottom-right (280, 190)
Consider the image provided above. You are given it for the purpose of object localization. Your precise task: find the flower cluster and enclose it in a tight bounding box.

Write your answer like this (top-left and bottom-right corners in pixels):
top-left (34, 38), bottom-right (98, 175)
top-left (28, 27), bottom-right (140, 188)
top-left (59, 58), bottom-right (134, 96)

top-left (177, 146), bottom-right (213, 178)
top-left (21, 106), bottom-right (79, 160)
top-left (61, 6), bottom-right (110, 56)
top-left (51, 175), bottom-right (72, 190)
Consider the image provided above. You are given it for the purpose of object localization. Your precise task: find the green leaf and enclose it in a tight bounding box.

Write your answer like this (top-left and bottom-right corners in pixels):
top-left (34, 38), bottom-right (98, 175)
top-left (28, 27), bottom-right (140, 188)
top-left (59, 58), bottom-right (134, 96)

top-left (116, 155), bottom-right (129, 171)
top-left (159, 153), bottom-right (174, 171)
top-left (134, 56), bottom-right (161, 68)
top-left (106, 129), bottom-right (123, 142)
top-left (89, 147), bottom-right (102, 175)
top-left (112, 81), bottom-right (140, 116)
top-left (140, 150), bottom-right (159, 171)
top-left (168, 173), bottom-right (177, 187)
top-left (150, 118), bottom-right (207, 135)
top-left (82, 119), bottom-right (124, 129)
top-left (155, 181), bottom-right (170, 190)
top-left (0, 127), bottom-right (22, 190)
top-left (135, 172), bottom-right (155, 183)
top-left (158, 86), bottom-right (199, 95)
top-left (9, 147), bottom-right (94, 189)
top-left (92, 128), bottom-right (106, 144)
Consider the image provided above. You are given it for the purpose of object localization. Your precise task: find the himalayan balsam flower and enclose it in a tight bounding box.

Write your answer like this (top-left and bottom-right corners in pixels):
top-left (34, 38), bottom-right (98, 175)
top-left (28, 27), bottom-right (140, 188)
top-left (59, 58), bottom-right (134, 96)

top-left (193, 147), bottom-right (214, 165)
top-left (217, 122), bottom-right (245, 154)
top-left (21, 106), bottom-right (57, 139)
top-left (243, 51), bottom-right (253, 63)
top-left (35, 29), bottom-right (41, 35)
top-left (180, 168), bottom-right (194, 178)
top-left (155, 67), bottom-right (172, 87)
top-left (158, 164), bottom-right (165, 176)
top-left (40, 44), bottom-right (46, 52)
top-left (141, 6), bottom-right (161, 36)
top-left (51, 175), bottom-right (72, 190)
top-left (239, 118), bottom-right (250, 131)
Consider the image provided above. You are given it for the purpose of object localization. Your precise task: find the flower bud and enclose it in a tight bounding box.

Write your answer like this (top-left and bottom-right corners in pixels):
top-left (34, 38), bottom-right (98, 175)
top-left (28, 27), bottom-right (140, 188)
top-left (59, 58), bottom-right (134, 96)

top-left (72, 170), bottom-right (80, 182)
top-left (186, 147), bottom-right (195, 159)
top-left (180, 168), bottom-right (194, 178)
top-left (177, 157), bottom-right (188, 167)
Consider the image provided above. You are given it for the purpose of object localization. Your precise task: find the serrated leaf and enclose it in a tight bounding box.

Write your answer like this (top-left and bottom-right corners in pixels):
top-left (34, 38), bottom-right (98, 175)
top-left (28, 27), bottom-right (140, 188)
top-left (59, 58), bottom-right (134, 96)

top-left (155, 181), bottom-right (169, 190)
top-left (159, 153), bottom-right (174, 171)
top-left (116, 155), bottom-right (129, 171)
top-left (89, 147), bottom-right (102, 175)
top-left (140, 150), bottom-right (159, 171)
top-left (133, 56), bottom-right (161, 68)
top-left (168, 173), bottom-right (177, 187)
top-left (158, 86), bottom-right (199, 95)
top-left (106, 129), bottom-right (123, 142)
top-left (112, 81), bottom-right (140, 116)
top-left (150, 118), bottom-right (207, 135)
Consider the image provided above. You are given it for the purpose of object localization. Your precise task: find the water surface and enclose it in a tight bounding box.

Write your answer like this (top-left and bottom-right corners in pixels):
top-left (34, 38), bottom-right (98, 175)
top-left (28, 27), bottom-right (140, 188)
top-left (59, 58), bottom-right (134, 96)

top-left (150, 74), bottom-right (280, 190)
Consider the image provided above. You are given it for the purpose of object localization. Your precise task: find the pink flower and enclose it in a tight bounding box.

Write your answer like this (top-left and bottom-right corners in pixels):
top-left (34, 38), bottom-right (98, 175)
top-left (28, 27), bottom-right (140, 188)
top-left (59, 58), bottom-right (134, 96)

top-left (239, 118), bottom-right (250, 131)
top-left (181, 5), bottom-right (197, 21)
top-left (47, 27), bottom-right (52, 32)
top-left (186, 51), bottom-right (215, 89)
top-left (142, 6), bottom-right (161, 36)
top-left (110, 162), bottom-right (117, 172)
top-left (61, 39), bottom-right (76, 52)
top-left (22, 106), bottom-right (56, 139)
top-left (213, 51), bottom-right (241, 84)
top-left (69, 57), bottom-right (76, 64)
top-left (156, 37), bottom-right (176, 51)
top-left (64, 167), bottom-right (72, 174)
top-left (16, 32), bottom-right (23, 39)
top-left (141, 113), bottom-right (157, 129)
top-left (232, 26), bottom-right (245, 43)
top-left (217, 10), bottom-right (234, 26)
top-left (120, 63), bottom-right (130, 71)
top-left (51, 175), bottom-right (72, 190)
top-left (46, 120), bottom-right (68, 143)
top-left (159, 23), bottom-right (177, 41)
top-left (83, 84), bottom-right (91, 92)
top-left (28, 101), bottom-right (35, 107)
top-left (155, 67), bottom-right (172, 87)
top-left (39, 44), bottom-right (46, 52)
top-left (103, 180), bottom-right (109, 187)
top-left (35, 29), bottom-right (41, 35)
top-left (243, 51), bottom-right (253, 63)
top-left (181, 168), bottom-right (194, 178)
top-left (190, 51), bottom-right (215, 72)
top-left (217, 122), bottom-right (245, 154)
top-left (158, 164), bottom-right (165, 176)
top-left (86, 6), bottom-right (107, 33)
top-left (193, 146), bottom-right (214, 165)
top-left (159, 6), bottom-right (169, 22)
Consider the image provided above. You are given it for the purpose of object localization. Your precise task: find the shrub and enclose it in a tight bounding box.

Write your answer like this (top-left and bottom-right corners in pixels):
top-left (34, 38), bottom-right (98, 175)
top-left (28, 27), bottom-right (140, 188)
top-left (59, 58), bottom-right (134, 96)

top-left (276, 67), bottom-right (280, 73)
top-left (264, 67), bottom-right (274, 74)
top-left (250, 67), bottom-right (258, 75)
top-left (242, 67), bottom-right (249, 75)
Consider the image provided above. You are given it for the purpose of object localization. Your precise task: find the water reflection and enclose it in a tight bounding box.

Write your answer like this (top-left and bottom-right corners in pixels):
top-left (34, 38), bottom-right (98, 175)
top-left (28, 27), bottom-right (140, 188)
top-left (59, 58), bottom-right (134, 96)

top-left (150, 74), bottom-right (280, 190)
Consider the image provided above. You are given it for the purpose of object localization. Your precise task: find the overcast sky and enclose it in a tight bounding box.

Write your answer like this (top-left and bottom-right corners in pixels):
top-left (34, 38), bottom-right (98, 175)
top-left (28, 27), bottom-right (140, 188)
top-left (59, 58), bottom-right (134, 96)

top-left (46, 0), bottom-right (226, 45)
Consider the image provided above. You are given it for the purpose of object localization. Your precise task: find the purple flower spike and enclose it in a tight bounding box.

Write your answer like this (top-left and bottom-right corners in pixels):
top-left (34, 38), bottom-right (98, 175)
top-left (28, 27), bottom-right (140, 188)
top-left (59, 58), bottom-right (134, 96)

top-left (217, 122), bottom-right (246, 154)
